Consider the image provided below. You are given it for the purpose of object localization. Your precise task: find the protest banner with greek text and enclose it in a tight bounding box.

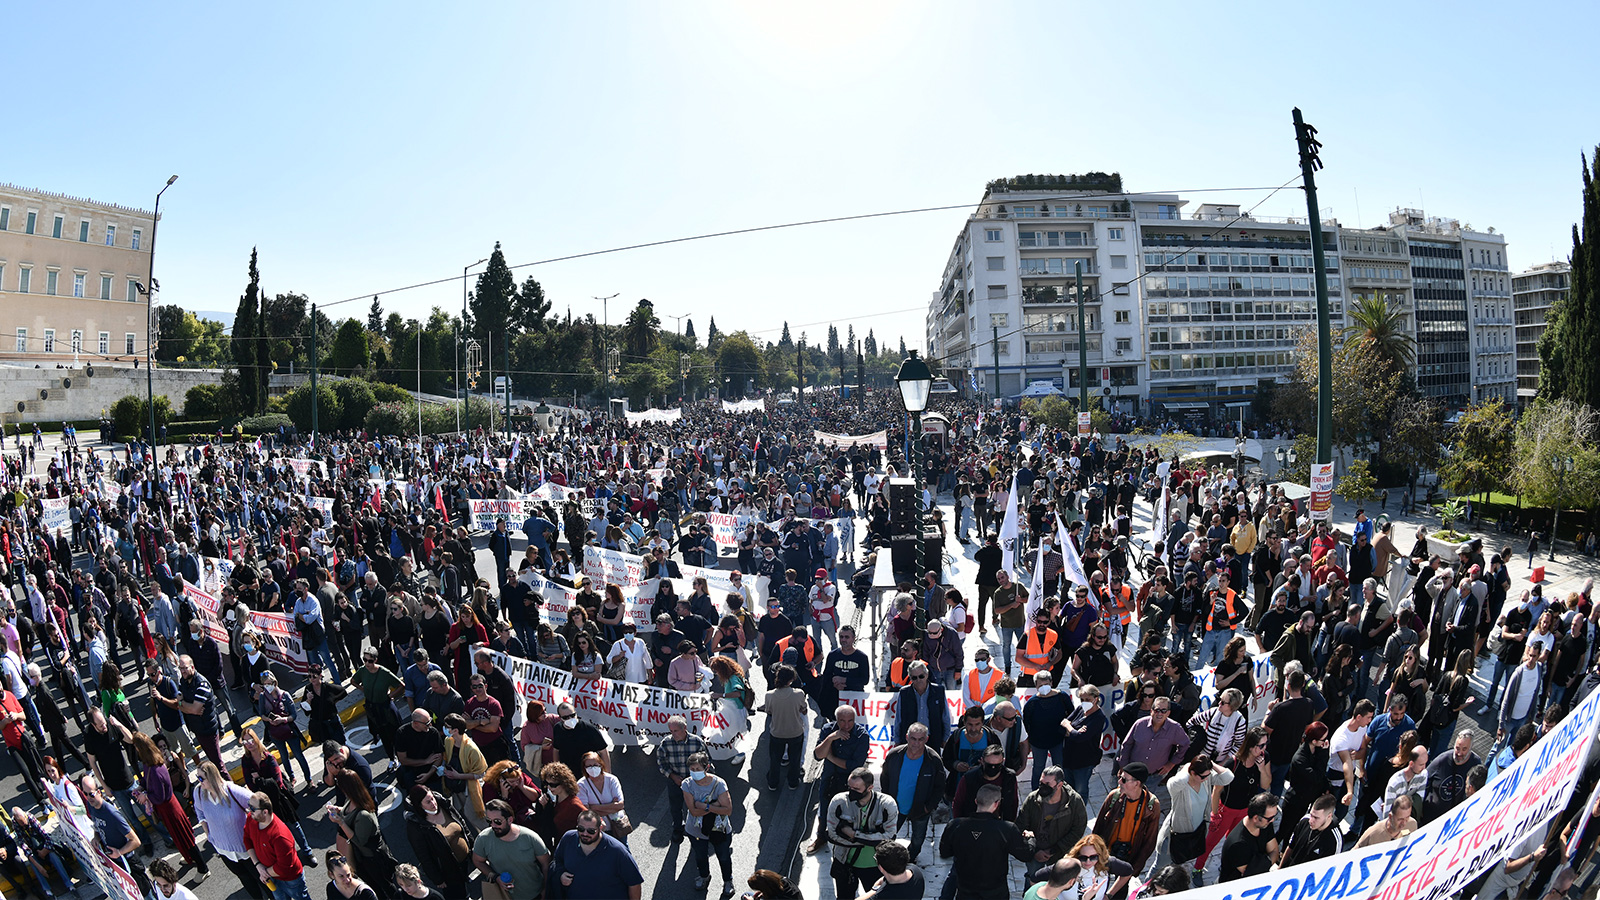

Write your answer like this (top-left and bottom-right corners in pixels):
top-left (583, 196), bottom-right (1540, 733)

top-left (483, 647), bottom-right (746, 760)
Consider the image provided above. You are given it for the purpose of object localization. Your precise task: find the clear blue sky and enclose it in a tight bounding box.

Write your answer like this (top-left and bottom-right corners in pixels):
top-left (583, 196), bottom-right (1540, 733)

top-left (11, 2), bottom-right (1596, 349)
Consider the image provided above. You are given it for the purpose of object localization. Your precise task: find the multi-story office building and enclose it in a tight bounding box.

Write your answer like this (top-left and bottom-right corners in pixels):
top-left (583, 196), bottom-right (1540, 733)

top-left (1463, 231), bottom-right (1514, 404)
top-left (927, 175), bottom-right (1148, 413)
top-left (0, 183), bottom-right (154, 366)
top-left (1138, 203), bottom-right (1341, 425)
top-left (1512, 260), bottom-right (1570, 406)
top-left (1339, 227), bottom-right (1413, 340)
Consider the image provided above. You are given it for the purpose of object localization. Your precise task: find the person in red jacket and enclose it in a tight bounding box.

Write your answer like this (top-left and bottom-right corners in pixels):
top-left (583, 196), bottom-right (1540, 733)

top-left (242, 793), bottom-right (310, 900)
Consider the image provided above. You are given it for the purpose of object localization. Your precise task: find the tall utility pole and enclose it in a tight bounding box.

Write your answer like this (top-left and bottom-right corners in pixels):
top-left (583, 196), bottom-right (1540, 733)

top-left (415, 320), bottom-right (423, 436)
top-left (310, 302), bottom-right (319, 440)
top-left (461, 258), bottom-right (487, 434)
top-left (990, 313), bottom-right (1003, 404)
top-left (1293, 108), bottom-right (1334, 466)
top-left (857, 352), bottom-right (866, 415)
top-left (796, 340), bottom-right (805, 396)
top-left (1075, 261), bottom-right (1088, 413)
top-left (504, 333), bottom-right (511, 440)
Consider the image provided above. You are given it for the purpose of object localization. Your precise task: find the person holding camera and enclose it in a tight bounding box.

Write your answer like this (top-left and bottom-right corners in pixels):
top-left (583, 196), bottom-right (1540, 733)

top-left (825, 767), bottom-right (900, 900)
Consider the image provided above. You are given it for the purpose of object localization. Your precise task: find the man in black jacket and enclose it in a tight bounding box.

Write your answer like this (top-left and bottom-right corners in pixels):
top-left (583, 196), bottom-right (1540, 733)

top-left (881, 724), bottom-right (947, 863)
top-left (939, 783), bottom-right (1031, 900)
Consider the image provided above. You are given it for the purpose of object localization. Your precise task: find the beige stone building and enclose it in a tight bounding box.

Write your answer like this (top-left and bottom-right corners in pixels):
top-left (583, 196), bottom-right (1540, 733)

top-left (0, 183), bottom-right (153, 367)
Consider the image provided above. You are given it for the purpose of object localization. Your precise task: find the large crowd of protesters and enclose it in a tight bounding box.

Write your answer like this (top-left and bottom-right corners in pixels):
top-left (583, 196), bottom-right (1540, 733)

top-left (0, 384), bottom-right (1594, 900)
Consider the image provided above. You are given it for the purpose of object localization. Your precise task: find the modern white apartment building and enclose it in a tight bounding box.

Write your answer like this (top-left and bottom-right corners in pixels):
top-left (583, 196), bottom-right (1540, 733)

top-left (1512, 260), bottom-right (1570, 406)
top-left (927, 174), bottom-right (1148, 413)
top-left (1463, 230), bottom-right (1514, 404)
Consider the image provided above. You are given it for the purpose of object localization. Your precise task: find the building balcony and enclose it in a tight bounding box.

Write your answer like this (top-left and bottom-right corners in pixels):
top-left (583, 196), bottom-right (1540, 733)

top-left (1021, 264), bottom-right (1098, 278)
top-left (1019, 236), bottom-right (1096, 249)
top-left (1150, 363), bottom-right (1295, 380)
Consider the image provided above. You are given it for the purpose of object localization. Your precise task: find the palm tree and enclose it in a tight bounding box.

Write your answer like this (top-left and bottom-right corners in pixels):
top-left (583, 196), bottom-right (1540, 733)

top-left (1343, 295), bottom-right (1414, 369)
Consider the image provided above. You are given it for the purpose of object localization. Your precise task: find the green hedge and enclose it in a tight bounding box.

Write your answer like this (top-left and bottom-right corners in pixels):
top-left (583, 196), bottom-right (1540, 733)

top-left (235, 414), bottom-right (293, 435)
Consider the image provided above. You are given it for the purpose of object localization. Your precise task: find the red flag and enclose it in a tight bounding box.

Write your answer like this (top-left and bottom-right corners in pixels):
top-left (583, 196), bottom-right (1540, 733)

top-left (434, 484), bottom-right (449, 520)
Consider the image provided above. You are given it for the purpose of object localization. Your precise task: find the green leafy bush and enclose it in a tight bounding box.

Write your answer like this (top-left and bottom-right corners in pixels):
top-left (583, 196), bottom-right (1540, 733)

top-left (368, 381), bottom-right (413, 405)
top-left (236, 414), bottom-right (293, 435)
top-left (332, 379), bottom-right (376, 431)
top-left (365, 401), bottom-right (417, 436)
top-left (110, 394), bottom-right (172, 438)
top-left (184, 384), bottom-right (231, 418)
top-left (284, 384), bottom-right (340, 433)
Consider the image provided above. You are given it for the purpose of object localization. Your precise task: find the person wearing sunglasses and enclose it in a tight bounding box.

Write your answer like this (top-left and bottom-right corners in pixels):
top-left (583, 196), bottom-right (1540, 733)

top-left (893, 660), bottom-right (950, 746)
top-left (472, 798), bottom-right (550, 900)
top-left (1091, 762), bottom-right (1162, 876)
top-left (241, 792), bottom-right (310, 900)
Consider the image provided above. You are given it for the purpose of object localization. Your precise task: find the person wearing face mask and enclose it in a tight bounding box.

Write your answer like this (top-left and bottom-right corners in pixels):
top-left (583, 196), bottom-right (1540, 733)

top-left (824, 767), bottom-right (899, 900)
top-left (1018, 765), bottom-right (1089, 875)
top-left (549, 701), bottom-right (611, 771)
top-left (961, 648), bottom-right (1003, 712)
top-left (1022, 672), bottom-right (1071, 789)
top-left (680, 752), bottom-right (738, 898)
top-left (953, 743), bottom-right (1020, 821)
top-left (574, 750), bottom-right (628, 843)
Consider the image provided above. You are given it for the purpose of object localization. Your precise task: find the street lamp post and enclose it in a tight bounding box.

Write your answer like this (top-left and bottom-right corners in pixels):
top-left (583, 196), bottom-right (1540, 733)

top-left (145, 175), bottom-right (178, 454)
top-left (1235, 434), bottom-right (1247, 484)
top-left (679, 353), bottom-right (690, 405)
top-left (1274, 444), bottom-right (1298, 477)
top-left (895, 350), bottom-right (935, 582)
top-left (1550, 455), bottom-right (1574, 561)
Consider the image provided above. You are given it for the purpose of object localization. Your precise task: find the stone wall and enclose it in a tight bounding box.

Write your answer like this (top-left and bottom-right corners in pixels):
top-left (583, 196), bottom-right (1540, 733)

top-left (0, 363), bottom-right (224, 423)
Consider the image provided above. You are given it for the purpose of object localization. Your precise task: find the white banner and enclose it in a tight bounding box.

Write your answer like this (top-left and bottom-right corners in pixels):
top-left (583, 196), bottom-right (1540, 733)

top-left (529, 482), bottom-right (582, 505)
top-left (287, 458), bottom-right (324, 479)
top-left (583, 546), bottom-right (648, 587)
top-left (1310, 461), bottom-right (1334, 521)
top-left (813, 428), bottom-right (888, 451)
top-left (468, 498), bottom-right (528, 532)
top-left (624, 408), bottom-right (683, 425)
top-left (483, 647), bottom-right (747, 759)
top-left (706, 512), bottom-right (746, 554)
top-left (40, 497), bottom-right (69, 536)
top-left (183, 580), bottom-right (308, 674)
top-left (307, 496), bottom-right (334, 522)
top-left (1179, 677), bottom-right (1600, 900)
top-left (46, 789), bottom-right (142, 900)
top-left (721, 398), bottom-right (765, 413)
top-left (526, 574), bottom-right (655, 630)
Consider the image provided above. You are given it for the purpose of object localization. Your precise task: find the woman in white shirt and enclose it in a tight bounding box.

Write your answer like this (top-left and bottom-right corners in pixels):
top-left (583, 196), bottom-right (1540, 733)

top-left (574, 750), bottom-right (629, 845)
top-left (605, 625), bottom-right (652, 683)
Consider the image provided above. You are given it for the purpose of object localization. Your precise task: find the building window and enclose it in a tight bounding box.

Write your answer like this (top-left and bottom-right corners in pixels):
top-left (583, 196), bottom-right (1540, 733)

top-left (984, 229), bottom-right (1001, 242)
top-left (70, 330), bottom-right (82, 355)
top-left (1116, 338), bottom-right (1132, 352)
top-left (986, 257), bottom-right (1005, 271)
top-left (987, 285), bottom-right (1006, 299)
top-left (0, 264), bottom-right (5, 290)
top-left (79, 220), bottom-right (90, 242)
top-left (43, 330), bottom-right (55, 353)
top-left (45, 271), bottom-right (58, 296)
top-left (1115, 310), bottom-right (1131, 323)
top-left (18, 267), bottom-right (31, 294)
top-left (105, 224), bottom-right (116, 246)
top-left (0, 207), bottom-right (8, 230)
top-left (15, 329), bottom-right (25, 354)
top-left (98, 332), bottom-right (109, 355)
top-left (52, 215), bottom-right (64, 239)
top-left (989, 313), bottom-right (1008, 329)
top-left (126, 333), bottom-right (136, 355)
top-left (132, 229), bottom-right (142, 251)
top-left (1111, 255), bottom-right (1128, 269)
top-left (1108, 227), bottom-right (1124, 240)
top-left (72, 274), bottom-right (85, 298)
top-left (25, 211), bottom-right (37, 234)
top-left (101, 275), bottom-right (112, 299)
top-left (127, 279), bottom-right (140, 302)
top-left (995, 341), bottom-right (1010, 355)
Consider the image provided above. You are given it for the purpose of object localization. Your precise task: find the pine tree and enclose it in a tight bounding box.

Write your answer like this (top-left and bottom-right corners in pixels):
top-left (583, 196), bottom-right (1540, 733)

top-left (1540, 148), bottom-right (1600, 407)
top-left (827, 325), bottom-right (840, 357)
top-left (707, 317), bottom-right (720, 346)
top-left (367, 296), bottom-right (384, 332)
top-left (779, 322), bottom-right (793, 348)
top-left (864, 329), bottom-right (877, 357)
top-left (684, 319), bottom-right (695, 343)
top-left (469, 242), bottom-right (520, 341)
top-left (846, 324), bottom-right (856, 356)
top-left (898, 337), bottom-right (907, 358)
top-left (231, 248), bottom-right (262, 415)
top-left (516, 275), bottom-right (551, 332)
top-left (253, 279), bottom-right (270, 412)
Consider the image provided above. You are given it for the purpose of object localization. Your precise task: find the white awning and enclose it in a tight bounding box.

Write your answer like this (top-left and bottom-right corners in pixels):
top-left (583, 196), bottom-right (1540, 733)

top-left (1158, 401), bottom-right (1209, 410)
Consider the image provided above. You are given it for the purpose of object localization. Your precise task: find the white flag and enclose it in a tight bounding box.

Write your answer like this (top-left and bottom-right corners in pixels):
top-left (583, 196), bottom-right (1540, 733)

top-left (998, 470), bottom-right (1022, 576)
top-left (1149, 483), bottom-right (1170, 552)
top-left (1057, 512), bottom-right (1091, 591)
top-left (1026, 531), bottom-right (1048, 620)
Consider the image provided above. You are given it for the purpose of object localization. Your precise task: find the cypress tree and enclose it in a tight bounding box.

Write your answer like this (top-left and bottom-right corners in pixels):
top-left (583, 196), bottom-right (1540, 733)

top-left (230, 249), bottom-right (262, 415)
top-left (1540, 148), bottom-right (1600, 407)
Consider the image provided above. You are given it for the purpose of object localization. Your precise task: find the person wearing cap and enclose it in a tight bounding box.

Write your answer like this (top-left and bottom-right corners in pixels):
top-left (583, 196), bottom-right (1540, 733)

top-left (809, 568), bottom-right (839, 655)
top-left (1093, 762), bottom-right (1162, 874)
top-left (919, 618), bottom-right (962, 690)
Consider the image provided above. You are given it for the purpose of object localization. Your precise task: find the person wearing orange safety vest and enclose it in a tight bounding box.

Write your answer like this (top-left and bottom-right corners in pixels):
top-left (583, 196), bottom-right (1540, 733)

top-left (1199, 574), bottom-right (1247, 667)
top-left (1099, 574), bottom-right (1135, 648)
top-left (962, 648), bottom-right (1004, 711)
top-left (886, 640), bottom-right (921, 691)
top-left (1015, 609), bottom-right (1062, 688)
top-left (773, 625), bottom-right (820, 695)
